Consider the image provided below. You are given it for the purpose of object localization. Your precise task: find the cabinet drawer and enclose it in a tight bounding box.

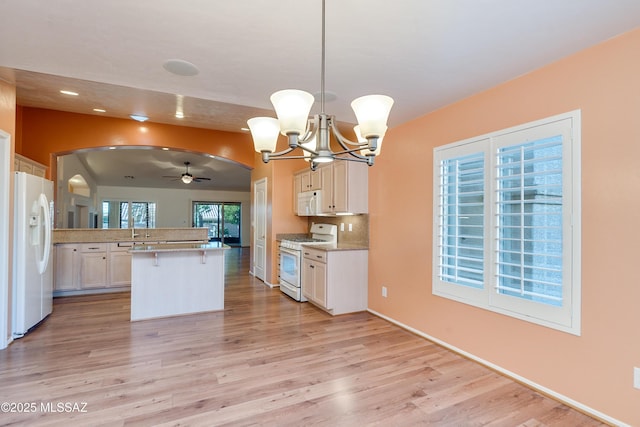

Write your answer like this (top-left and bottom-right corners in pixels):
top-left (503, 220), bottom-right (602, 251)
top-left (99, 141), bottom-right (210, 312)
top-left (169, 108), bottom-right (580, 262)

top-left (79, 243), bottom-right (107, 253)
top-left (302, 247), bottom-right (327, 263)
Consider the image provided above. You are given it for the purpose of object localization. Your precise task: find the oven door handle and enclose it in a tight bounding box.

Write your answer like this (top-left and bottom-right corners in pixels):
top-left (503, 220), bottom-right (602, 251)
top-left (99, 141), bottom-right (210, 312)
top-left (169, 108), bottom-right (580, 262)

top-left (280, 247), bottom-right (301, 256)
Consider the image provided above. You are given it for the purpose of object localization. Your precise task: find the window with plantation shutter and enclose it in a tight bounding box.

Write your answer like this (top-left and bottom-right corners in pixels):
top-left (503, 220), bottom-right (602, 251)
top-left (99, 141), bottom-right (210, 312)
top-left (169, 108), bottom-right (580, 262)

top-left (433, 111), bottom-right (581, 335)
top-left (436, 151), bottom-right (486, 290)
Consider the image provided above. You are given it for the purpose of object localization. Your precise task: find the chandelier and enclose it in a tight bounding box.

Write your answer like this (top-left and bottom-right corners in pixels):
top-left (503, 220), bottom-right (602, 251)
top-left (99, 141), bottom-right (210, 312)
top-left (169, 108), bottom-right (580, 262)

top-left (247, 0), bottom-right (393, 169)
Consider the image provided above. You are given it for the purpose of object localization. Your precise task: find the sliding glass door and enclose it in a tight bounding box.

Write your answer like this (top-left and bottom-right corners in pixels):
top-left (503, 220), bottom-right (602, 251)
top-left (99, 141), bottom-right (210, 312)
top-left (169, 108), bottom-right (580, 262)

top-left (192, 202), bottom-right (241, 245)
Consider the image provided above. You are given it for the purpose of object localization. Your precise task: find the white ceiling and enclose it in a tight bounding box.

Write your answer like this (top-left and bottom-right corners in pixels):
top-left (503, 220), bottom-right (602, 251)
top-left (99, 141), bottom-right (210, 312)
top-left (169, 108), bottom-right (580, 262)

top-left (2, 0), bottom-right (640, 190)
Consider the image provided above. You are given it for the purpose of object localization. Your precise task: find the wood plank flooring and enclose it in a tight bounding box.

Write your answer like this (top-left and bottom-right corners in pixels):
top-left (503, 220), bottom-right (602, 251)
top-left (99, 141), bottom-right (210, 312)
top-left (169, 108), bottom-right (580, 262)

top-left (0, 248), bottom-right (606, 426)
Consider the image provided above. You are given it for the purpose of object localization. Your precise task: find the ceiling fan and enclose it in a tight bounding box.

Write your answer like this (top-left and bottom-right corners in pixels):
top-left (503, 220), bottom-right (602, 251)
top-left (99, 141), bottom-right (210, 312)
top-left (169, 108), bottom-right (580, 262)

top-left (163, 161), bottom-right (212, 184)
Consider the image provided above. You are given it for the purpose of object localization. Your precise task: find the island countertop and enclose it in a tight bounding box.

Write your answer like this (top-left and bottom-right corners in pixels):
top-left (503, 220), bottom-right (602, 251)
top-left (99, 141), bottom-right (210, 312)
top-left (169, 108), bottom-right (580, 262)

top-left (128, 241), bottom-right (230, 253)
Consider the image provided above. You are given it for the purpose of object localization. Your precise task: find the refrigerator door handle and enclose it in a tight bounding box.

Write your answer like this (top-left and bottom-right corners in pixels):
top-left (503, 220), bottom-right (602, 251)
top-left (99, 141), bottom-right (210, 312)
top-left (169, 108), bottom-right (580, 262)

top-left (35, 193), bottom-right (51, 275)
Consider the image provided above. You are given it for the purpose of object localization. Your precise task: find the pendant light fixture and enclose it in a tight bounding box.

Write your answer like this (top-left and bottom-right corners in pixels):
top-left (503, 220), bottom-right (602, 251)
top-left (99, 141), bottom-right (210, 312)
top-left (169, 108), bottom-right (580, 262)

top-left (247, 0), bottom-right (393, 169)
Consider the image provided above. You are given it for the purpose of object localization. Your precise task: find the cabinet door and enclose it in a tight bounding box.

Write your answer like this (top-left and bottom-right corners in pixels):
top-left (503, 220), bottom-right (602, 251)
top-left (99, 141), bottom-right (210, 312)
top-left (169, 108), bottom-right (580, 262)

top-left (302, 258), bottom-right (328, 308)
top-left (293, 174), bottom-right (303, 214)
top-left (319, 165), bottom-right (334, 213)
top-left (109, 251), bottom-right (132, 287)
top-left (300, 171), bottom-right (311, 191)
top-left (80, 253), bottom-right (108, 288)
top-left (331, 161), bottom-right (349, 213)
top-left (19, 161), bottom-right (34, 175)
top-left (302, 258), bottom-right (314, 300)
top-left (31, 166), bottom-right (46, 177)
top-left (312, 261), bottom-right (328, 307)
top-left (54, 245), bottom-right (79, 290)
top-left (309, 169), bottom-right (321, 190)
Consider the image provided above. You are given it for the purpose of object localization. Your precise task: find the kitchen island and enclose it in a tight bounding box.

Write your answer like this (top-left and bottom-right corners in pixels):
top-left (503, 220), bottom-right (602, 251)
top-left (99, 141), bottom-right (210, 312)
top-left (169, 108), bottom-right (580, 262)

top-left (129, 242), bottom-right (229, 321)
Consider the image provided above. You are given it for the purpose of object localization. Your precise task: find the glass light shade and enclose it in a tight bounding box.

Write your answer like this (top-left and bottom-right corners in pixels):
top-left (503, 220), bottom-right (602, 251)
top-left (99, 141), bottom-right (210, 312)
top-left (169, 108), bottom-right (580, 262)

top-left (181, 174), bottom-right (193, 184)
top-left (247, 117), bottom-right (281, 153)
top-left (354, 125), bottom-right (385, 156)
top-left (351, 94), bottom-right (394, 138)
top-left (300, 136), bottom-right (316, 162)
top-left (270, 89), bottom-right (314, 136)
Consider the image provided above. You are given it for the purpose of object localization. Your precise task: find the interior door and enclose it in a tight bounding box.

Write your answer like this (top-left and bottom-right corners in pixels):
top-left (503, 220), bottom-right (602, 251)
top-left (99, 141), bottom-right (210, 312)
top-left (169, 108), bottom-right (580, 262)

top-left (253, 178), bottom-right (267, 281)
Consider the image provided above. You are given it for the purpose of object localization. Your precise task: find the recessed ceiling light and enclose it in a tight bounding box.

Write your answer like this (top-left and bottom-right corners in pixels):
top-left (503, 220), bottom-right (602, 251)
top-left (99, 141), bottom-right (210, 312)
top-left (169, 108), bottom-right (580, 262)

top-left (108, 147), bottom-right (117, 150)
top-left (240, 127), bottom-right (250, 132)
top-left (130, 114), bottom-right (148, 122)
top-left (175, 112), bottom-right (184, 119)
top-left (313, 91), bottom-right (337, 102)
top-left (161, 147), bottom-right (170, 151)
top-left (163, 59), bottom-right (199, 77)
top-left (60, 90), bottom-right (79, 96)
top-left (93, 108), bottom-right (106, 113)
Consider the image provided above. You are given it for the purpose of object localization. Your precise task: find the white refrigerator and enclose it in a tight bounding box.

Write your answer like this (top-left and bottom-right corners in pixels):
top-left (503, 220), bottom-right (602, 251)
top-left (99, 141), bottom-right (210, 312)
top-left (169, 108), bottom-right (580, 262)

top-left (12, 171), bottom-right (54, 338)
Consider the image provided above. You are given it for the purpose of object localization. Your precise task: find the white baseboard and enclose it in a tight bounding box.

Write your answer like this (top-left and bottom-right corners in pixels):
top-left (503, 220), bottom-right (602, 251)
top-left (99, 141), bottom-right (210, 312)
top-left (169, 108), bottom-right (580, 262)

top-left (367, 308), bottom-right (627, 427)
top-left (247, 269), bottom-right (279, 288)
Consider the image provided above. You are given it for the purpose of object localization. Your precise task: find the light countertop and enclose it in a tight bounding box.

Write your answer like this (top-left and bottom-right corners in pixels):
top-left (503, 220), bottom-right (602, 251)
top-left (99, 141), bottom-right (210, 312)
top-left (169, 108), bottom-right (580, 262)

top-left (302, 243), bottom-right (369, 251)
top-left (129, 242), bottom-right (230, 254)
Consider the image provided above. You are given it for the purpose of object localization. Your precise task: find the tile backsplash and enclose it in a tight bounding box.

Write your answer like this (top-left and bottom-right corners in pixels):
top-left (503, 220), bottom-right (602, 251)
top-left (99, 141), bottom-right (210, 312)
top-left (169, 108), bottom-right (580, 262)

top-left (308, 215), bottom-right (368, 246)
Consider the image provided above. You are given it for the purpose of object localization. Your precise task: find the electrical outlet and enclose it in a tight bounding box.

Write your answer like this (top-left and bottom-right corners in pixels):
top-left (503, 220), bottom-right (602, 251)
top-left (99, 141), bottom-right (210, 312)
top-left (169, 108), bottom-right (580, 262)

top-left (382, 286), bottom-right (387, 297)
top-left (348, 223), bottom-right (353, 232)
top-left (340, 223), bottom-right (344, 231)
top-left (634, 367), bottom-right (640, 389)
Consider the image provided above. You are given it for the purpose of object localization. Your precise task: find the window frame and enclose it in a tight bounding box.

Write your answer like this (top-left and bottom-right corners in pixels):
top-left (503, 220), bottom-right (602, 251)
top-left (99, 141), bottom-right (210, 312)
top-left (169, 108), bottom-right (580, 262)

top-left (101, 199), bottom-right (157, 229)
top-left (432, 110), bottom-right (581, 335)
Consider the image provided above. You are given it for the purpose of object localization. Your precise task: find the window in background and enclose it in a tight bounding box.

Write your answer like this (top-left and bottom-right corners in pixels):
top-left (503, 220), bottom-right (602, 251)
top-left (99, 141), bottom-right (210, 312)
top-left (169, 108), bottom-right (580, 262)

top-left (102, 200), bottom-right (156, 229)
top-left (192, 201), bottom-right (241, 245)
top-left (433, 110), bottom-right (581, 335)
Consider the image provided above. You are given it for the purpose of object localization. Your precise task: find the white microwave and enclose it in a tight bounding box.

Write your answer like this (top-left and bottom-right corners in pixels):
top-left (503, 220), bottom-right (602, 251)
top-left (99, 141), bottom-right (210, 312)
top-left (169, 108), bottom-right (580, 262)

top-left (297, 190), bottom-right (322, 216)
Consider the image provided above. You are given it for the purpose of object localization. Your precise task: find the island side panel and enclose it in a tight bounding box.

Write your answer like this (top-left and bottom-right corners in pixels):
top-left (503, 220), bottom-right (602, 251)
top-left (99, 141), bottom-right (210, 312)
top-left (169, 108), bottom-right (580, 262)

top-left (130, 250), bottom-right (225, 321)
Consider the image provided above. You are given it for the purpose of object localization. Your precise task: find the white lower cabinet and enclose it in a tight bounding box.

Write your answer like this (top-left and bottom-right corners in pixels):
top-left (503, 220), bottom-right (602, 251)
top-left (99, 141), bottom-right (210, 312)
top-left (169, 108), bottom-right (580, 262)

top-left (54, 244), bottom-right (80, 291)
top-left (302, 247), bottom-right (368, 315)
top-left (54, 242), bottom-right (133, 294)
top-left (109, 243), bottom-right (133, 287)
top-left (79, 244), bottom-right (108, 289)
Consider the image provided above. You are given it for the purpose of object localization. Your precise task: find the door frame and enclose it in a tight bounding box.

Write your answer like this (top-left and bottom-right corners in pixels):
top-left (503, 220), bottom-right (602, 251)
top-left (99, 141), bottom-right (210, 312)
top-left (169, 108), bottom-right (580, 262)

top-left (253, 177), bottom-right (267, 281)
top-left (0, 130), bottom-right (12, 350)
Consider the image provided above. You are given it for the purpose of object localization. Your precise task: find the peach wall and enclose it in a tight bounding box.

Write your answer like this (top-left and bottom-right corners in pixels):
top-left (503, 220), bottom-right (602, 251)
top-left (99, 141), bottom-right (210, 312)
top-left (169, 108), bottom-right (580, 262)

top-left (369, 28), bottom-right (640, 425)
top-left (18, 107), bottom-right (255, 169)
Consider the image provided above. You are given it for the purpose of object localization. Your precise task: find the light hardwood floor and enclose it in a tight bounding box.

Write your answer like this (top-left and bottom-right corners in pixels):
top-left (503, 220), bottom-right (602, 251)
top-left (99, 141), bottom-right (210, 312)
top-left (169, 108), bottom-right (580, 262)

top-left (1, 248), bottom-right (606, 426)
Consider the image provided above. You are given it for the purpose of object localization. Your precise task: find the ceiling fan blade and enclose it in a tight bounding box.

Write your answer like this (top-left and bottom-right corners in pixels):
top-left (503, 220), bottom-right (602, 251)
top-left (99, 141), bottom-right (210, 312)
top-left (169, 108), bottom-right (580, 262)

top-left (193, 177), bottom-right (211, 182)
top-left (162, 175), bottom-right (180, 178)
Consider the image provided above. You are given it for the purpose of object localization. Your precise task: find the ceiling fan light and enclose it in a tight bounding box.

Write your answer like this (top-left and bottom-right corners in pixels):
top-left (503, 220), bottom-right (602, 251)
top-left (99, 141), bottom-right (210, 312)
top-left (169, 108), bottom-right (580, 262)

top-left (247, 117), bottom-right (281, 153)
top-left (351, 95), bottom-right (394, 139)
top-left (181, 174), bottom-right (193, 184)
top-left (270, 89), bottom-right (314, 136)
top-left (355, 125), bottom-right (385, 156)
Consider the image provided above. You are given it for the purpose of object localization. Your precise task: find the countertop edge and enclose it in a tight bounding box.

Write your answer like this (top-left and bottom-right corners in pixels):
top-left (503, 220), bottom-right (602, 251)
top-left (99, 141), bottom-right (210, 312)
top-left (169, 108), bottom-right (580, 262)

top-left (302, 244), bottom-right (369, 252)
top-left (129, 243), bottom-right (230, 253)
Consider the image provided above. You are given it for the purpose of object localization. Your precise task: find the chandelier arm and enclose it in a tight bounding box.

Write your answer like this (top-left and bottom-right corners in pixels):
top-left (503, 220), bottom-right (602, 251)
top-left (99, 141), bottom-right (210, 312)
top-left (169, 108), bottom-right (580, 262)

top-left (264, 155), bottom-right (313, 161)
top-left (298, 117), bottom-right (319, 144)
top-left (329, 119), bottom-right (369, 148)
top-left (267, 146), bottom-right (297, 157)
top-left (332, 154), bottom-right (376, 166)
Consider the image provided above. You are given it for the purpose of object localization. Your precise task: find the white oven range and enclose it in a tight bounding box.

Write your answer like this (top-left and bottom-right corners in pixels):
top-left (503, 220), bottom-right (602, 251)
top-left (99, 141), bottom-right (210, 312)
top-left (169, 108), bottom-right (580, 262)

top-left (279, 223), bottom-right (337, 302)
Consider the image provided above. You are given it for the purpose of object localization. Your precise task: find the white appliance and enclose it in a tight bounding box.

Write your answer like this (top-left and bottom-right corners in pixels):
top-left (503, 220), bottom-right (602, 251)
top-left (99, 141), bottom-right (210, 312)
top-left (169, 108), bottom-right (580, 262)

top-left (279, 223), bottom-right (337, 301)
top-left (12, 172), bottom-right (54, 338)
top-left (297, 190), bottom-right (322, 216)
